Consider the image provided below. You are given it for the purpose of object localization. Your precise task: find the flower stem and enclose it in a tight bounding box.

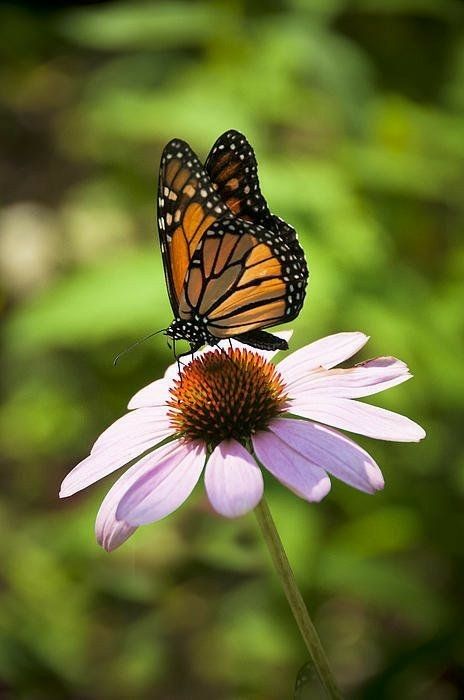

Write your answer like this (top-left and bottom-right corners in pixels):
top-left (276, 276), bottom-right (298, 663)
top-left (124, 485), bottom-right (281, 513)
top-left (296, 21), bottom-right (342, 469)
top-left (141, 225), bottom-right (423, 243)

top-left (254, 497), bottom-right (343, 700)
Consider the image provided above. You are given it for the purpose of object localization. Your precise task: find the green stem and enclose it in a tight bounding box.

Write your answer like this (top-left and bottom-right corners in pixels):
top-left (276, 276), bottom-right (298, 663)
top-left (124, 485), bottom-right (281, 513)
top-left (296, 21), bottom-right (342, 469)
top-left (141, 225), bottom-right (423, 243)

top-left (254, 497), bottom-right (343, 700)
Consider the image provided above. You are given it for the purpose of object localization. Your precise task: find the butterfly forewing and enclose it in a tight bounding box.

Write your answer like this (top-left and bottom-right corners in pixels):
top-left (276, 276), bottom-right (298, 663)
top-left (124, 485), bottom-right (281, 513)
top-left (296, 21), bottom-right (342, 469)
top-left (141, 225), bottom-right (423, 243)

top-left (205, 130), bottom-right (272, 225)
top-left (157, 139), bottom-right (229, 314)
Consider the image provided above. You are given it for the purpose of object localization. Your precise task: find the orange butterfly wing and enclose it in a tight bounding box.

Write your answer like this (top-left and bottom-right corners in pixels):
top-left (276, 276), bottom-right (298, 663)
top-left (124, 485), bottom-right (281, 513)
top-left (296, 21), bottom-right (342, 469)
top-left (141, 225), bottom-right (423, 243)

top-left (177, 217), bottom-right (306, 337)
top-left (205, 130), bottom-right (308, 306)
top-left (157, 139), bottom-right (228, 314)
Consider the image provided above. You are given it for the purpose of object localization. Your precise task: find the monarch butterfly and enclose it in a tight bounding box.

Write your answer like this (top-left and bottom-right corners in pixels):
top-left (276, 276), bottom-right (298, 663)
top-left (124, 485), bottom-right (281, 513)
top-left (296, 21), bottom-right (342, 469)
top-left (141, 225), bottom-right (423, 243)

top-left (157, 130), bottom-right (308, 355)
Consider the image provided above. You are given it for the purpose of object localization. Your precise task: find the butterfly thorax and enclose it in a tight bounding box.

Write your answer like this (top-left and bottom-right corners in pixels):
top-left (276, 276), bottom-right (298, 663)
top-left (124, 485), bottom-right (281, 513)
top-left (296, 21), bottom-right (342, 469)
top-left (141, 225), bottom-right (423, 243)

top-left (166, 318), bottom-right (217, 353)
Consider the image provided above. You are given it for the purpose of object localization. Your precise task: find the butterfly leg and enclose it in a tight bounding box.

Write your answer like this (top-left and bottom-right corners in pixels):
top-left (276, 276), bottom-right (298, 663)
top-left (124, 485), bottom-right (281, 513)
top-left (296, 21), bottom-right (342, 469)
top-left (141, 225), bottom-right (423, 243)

top-left (172, 338), bottom-right (183, 381)
top-left (225, 338), bottom-right (237, 365)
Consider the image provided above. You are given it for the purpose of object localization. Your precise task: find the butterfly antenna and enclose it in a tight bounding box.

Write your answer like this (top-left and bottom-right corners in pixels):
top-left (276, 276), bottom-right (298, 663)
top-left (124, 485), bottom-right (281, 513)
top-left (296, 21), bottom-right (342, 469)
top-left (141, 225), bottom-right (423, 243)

top-left (113, 328), bottom-right (167, 366)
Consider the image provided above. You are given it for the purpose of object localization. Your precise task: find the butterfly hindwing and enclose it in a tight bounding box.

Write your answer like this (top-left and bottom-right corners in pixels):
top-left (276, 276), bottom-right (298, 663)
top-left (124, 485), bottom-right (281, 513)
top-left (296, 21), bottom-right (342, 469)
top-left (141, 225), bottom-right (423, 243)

top-left (157, 139), bottom-right (229, 314)
top-left (178, 217), bottom-right (306, 338)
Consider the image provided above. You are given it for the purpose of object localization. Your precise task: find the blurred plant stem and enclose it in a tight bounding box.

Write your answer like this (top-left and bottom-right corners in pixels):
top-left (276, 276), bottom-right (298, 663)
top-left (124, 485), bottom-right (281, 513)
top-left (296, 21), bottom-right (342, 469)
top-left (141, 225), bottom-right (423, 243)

top-left (255, 498), bottom-right (343, 700)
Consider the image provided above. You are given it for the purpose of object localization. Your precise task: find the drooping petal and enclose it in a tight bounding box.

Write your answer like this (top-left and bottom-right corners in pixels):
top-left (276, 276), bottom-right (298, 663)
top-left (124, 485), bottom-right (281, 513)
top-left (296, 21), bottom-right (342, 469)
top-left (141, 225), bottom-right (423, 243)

top-left (287, 357), bottom-right (412, 399)
top-left (95, 441), bottom-right (184, 550)
top-left (252, 431), bottom-right (331, 502)
top-left (95, 451), bottom-right (157, 551)
top-left (127, 377), bottom-right (171, 410)
top-left (204, 440), bottom-right (264, 517)
top-left (96, 509), bottom-right (136, 553)
top-left (116, 440), bottom-right (206, 525)
top-left (278, 332), bottom-right (369, 384)
top-left (269, 418), bottom-right (384, 493)
top-left (60, 408), bottom-right (173, 497)
top-left (291, 396), bottom-right (426, 442)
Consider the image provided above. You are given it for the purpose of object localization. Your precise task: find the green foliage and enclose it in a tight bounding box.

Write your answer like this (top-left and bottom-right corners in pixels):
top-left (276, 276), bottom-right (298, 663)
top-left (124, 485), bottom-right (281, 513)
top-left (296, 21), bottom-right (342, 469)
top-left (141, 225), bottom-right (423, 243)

top-left (1, 1), bottom-right (464, 698)
top-left (6, 249), bottom-right (165, 352)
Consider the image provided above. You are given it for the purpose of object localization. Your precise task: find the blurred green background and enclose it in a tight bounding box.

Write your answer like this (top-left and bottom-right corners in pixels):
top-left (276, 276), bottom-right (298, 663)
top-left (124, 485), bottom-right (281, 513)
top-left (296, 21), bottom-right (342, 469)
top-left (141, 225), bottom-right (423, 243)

top-left (1, 1), bottom-right (464, 698)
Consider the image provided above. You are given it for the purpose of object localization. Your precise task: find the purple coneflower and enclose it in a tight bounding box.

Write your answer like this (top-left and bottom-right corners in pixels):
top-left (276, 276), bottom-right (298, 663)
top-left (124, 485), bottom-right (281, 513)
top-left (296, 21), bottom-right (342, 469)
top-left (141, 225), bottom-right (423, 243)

top-left (60, 331), bottom-right (425, 551)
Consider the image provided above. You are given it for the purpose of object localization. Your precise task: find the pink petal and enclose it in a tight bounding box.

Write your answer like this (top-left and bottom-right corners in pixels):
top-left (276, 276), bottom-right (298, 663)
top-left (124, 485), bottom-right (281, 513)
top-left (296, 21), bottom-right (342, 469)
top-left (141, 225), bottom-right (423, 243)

top-left (252, 431), bottom-right (331, 502)
top-left (127, 377), bottom-right (171, 409)
top-left (204, 440), bottom-right (264, 517)
top-left (60, 408), bottom-right (173, 497)
top-left (91, 406), bottom-right (171, 454)
top-left (116, 440), bottom-right (206, 525)
top-left (96, 441), bottom-right (185, 550)
top-left (95, 449), bottom-right (169, 552)
top-left (291, 397), bottom-right (426, 442)
top-left (96, 510), bottom-right (136, 552)
top-left (278, 332), bottom-right (369, 384)
top-left (288, 356), bottom-right (411, 399)
top-left (269, 418), bottom-right (384, 493)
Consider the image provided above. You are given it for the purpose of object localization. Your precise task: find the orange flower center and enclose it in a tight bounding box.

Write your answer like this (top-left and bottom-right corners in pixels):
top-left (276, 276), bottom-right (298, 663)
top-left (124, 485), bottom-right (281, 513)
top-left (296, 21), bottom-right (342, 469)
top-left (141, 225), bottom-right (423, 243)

top-left (168, 348), bottom-right (288, 446)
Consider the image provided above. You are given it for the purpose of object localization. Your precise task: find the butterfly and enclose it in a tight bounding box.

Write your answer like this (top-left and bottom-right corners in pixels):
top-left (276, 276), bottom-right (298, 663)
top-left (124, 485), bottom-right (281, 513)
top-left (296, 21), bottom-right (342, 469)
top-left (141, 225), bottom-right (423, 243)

top-left (157, 130), bottom-right (308, 356)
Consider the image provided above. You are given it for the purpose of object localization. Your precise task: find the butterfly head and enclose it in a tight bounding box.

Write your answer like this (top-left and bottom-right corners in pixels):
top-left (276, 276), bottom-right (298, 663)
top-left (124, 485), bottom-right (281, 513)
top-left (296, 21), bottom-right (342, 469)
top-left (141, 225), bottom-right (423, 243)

top-left (166, 317), bottom-right (216, 354)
